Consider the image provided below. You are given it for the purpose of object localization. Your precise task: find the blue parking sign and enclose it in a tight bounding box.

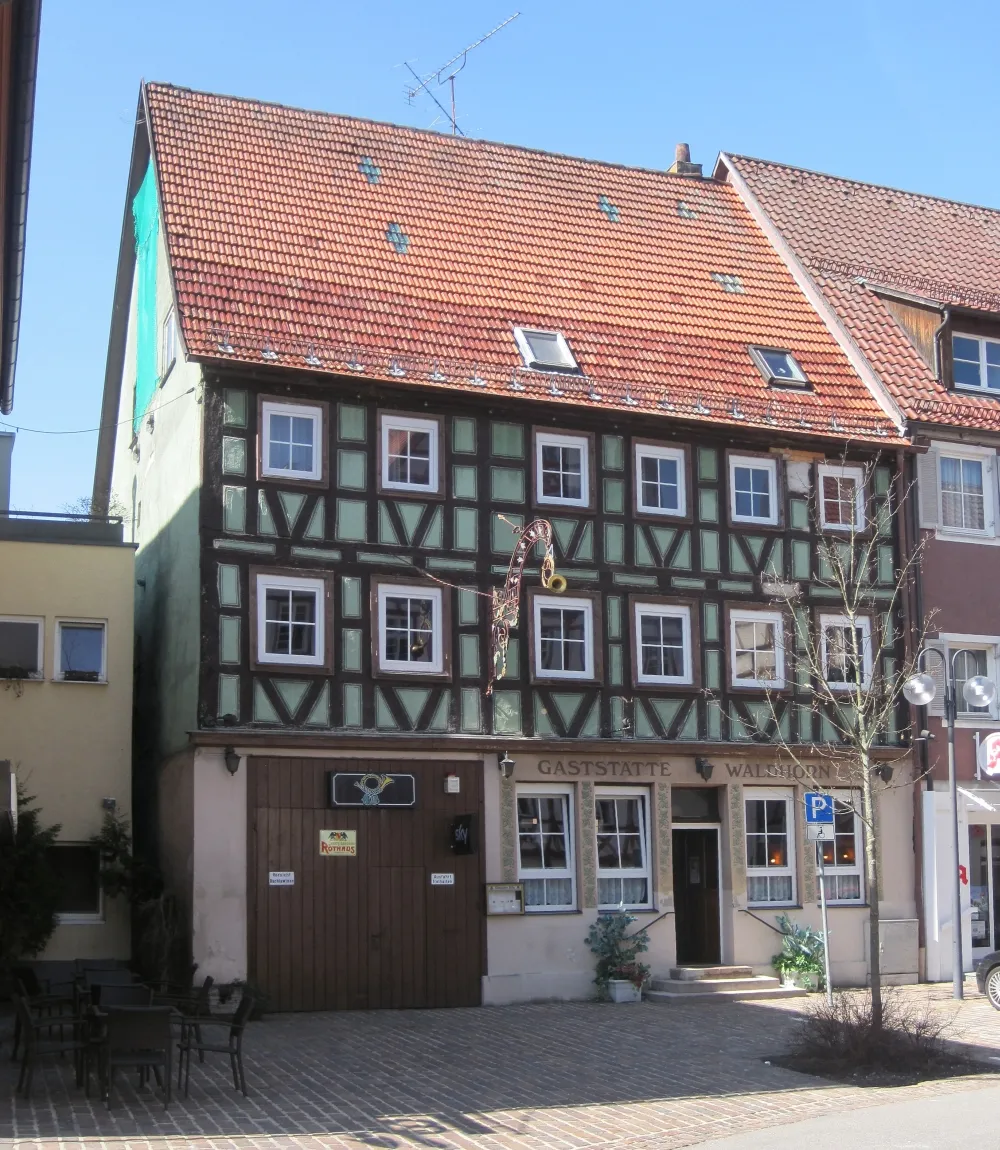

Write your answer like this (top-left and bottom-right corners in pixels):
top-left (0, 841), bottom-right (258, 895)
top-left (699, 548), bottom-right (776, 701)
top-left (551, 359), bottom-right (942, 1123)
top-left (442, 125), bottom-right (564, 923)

top-left (805, 792), bottom-right (834, 824)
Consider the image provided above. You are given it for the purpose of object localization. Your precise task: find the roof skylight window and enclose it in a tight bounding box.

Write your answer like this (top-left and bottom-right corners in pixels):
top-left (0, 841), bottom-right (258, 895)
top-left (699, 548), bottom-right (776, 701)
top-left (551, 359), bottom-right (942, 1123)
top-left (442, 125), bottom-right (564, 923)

top-left (513, 327), bottom-right (580, 374)
top-left (749, 345), bottom-right (809, 387)
top-left (359, 156), bottom-right (382, 184)
top-left (677, 201), bottom-right (697, 219)
top-left (711, 273), bottom-right (745, 294)
top-left (386, 222), bottom-right (409, 254)
top-left (598, 195), bottom-right (620, 223)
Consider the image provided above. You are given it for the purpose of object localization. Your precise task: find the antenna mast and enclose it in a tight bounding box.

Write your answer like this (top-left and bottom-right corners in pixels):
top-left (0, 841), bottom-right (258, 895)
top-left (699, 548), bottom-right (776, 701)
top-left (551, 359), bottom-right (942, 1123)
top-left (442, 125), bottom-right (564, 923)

top-left (405, 12), bottom-right (520, 135)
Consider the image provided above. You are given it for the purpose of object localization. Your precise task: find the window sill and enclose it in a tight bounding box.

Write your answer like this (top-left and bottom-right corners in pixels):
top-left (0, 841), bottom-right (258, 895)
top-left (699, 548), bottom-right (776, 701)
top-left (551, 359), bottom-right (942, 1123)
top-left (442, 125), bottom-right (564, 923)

top-left (55, 915), bottom-right (105, 926)
top-left (747, 902), bottom-right (801, 911)
top-left (934, 528), bottom-right (1000, 546)
top-left (523, 908), bottom-right (581, 915)
top-left (52, 677), bottom-right (108, 685)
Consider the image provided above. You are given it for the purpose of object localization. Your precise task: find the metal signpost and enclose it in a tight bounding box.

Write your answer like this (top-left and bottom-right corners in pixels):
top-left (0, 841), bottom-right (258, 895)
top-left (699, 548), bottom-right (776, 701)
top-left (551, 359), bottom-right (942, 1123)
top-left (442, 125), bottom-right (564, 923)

top-left (805, 792), bottom-right (835, 1004)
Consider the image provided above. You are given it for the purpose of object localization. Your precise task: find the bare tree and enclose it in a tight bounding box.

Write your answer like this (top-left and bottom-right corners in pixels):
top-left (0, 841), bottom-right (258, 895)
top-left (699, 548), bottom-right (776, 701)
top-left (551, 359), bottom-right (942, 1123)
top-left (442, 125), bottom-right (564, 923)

top-left (736, 455), bottom-right (929, 1027)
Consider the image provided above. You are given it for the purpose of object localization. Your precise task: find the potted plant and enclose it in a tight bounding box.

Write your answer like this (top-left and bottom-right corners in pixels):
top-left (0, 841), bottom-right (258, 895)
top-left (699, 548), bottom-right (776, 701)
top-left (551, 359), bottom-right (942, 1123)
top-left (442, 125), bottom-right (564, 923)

top-left (585, 910), bottom-right (651, 1003)
top-left (771, 914), bottom-right (825, 991)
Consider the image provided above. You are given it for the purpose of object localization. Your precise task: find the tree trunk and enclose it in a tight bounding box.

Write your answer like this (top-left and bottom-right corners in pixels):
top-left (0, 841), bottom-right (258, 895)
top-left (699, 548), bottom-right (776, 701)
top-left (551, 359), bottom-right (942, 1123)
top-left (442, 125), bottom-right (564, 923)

top-left (860, 755), bottom-right (882, 1028)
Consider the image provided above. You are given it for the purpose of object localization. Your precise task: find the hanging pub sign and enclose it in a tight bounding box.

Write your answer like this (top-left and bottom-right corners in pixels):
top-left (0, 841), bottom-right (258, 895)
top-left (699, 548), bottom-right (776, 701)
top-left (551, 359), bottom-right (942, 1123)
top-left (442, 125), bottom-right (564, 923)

top-left (329, 771), bottom-right (416, 808)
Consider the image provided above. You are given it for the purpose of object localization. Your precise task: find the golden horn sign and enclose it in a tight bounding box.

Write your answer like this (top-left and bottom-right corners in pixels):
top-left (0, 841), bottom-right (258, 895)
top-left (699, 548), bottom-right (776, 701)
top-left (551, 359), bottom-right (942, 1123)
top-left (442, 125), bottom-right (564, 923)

top-left (539, 549), bottom-right (566, 593)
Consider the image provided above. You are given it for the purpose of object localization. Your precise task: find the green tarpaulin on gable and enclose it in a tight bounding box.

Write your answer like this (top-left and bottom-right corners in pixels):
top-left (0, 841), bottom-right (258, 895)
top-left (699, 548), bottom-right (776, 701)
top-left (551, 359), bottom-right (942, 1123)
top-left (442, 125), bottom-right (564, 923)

top-left (132, 159), bottom-right (159, 434)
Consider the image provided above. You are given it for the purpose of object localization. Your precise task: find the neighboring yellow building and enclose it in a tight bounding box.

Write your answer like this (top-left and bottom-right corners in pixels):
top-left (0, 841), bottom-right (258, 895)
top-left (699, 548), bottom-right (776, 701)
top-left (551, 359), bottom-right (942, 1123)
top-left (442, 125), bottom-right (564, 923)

top-left (0, 501), bottom-right (134, 961)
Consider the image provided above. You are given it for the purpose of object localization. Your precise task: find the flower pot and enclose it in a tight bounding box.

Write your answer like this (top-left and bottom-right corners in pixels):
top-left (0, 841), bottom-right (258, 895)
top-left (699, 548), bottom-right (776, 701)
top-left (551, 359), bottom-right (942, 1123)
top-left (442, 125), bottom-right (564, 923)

top-left (608, 978), bottom-right (643, 1003)
top-left (794, 971), bottom-right (820, 992)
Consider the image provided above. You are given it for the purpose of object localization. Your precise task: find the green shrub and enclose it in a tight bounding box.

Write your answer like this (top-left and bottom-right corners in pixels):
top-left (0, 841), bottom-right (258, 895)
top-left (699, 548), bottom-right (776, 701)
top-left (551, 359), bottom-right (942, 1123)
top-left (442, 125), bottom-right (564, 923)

top-left (771, 913), bottom-right (826, 983)
top-left (0, 788), bottom-right (61, 976)
top-left (585, 910), bottom-right (650, 991)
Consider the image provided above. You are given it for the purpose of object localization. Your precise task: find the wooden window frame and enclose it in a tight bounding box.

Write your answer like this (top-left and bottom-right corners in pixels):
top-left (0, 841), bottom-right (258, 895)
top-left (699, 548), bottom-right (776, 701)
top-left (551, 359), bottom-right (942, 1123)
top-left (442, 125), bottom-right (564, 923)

top-left (817, 611), bottom-right (874, 692)
top-left (527, 587), bottom-right (603, 684)
top-left (257, 395), bottom-right (330, 488)
top-left (817, 790), bottom-right (865, 906)
top-left (727, 450), bottom-right (782, 529)
top-left (817, 463), bottom-right (867, 533)
top-left (53, 619), bottom-right (108, 684)
top-left (744, 788), bottom-right (797, 908)
top-left (0, 614), bottom-right (44, 679)
top-left (532, 428), bottom-right (595, 511)
top-left (726, 604), bottom-right (787, 691)
top-left (937, 448), bottom-right (995, 538)
top-left (377, 410), bottom-right (444, 497)
top-left (633, 440), bottom-right (691, 521)
top-left (595, 786), bottom-right (654, 911)
top-left (629, 596), bottom-right (699, 690)
top-left (952, 331), bottom-right (1000, 394)
top-left (370, 577), bottom-right (452, 680)
top-left (249, 567), bottom-right (334, 673)
top-left (516, 783), bottom-right (578, 912)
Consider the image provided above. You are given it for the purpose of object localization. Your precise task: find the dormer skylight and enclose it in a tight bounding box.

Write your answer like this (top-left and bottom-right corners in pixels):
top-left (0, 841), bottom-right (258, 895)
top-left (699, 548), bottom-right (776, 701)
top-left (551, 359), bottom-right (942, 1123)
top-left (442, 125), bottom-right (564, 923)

top-left (359, 156), bottom-right (382, 184)
top-left (386, 222), bottom-right (409, 254)
top-left (677, 201), bottom-right (697, 219)
top-left (711, 273), bottom-right (745, 294)
top-left (749, 345), bottom-right (809, 387)
top-left (598, 195), bottom-right (620, 222)
top-left (513, 327), bottom-right (580, 374)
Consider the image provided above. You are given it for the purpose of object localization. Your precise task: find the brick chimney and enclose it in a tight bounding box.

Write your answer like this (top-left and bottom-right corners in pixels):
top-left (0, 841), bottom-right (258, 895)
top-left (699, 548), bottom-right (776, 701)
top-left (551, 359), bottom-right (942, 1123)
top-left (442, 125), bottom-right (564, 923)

top-left (668, 143), bottom-right (703, 178)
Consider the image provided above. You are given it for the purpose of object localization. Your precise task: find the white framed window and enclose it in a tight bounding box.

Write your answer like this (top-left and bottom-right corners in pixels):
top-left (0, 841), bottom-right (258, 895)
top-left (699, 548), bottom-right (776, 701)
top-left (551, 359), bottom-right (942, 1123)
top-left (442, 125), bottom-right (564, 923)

top-left (819, 614), bottom-right (873, 691)
top-left (517, 784), bottom-right (576, 911)
top-left (48, 844), bottom-right (103, 924)
top-left (533, 596), bottom-right (594, 680)
top-left (745, 789), bottom-right (796, 906)
top-left (596, 788), bottom-right (653, 909)
top-left (749, 345), bottom-right (808, 386)
top-left (634, 602), bottom-right (692, 685)
top-left (380, 414), bottom-right (440, 493)
top-left (256, 574), bottom-right (325, 666)
top-left (535, 431), bottom-right (589, 507)
top-left (54, 620), bottom-right (107, 683)
top-left (513, 327), bottom-right (580, 373)
top-left (0, 615), bottom-right (43, 679)
top-left (377, 584), bottom-right (443, 674)
top-left (953, 333), bottom-right (1000, 393)
top-left (635, 444), bottom-right (686, 516)
top-left (818, 463), bottom-right (866, 531)
top-left (729, 454), bottom-right (779, 525)
top-left (817, 791), bottom-right (864, 905)
top-left (160, 306), bottom-right (177, 379)
top-left (939, 452), bottom-right (992, 535)
top-left (261, 401), bottom-right (323, 482)
top-left (730, 609), bottom-right (785, 689)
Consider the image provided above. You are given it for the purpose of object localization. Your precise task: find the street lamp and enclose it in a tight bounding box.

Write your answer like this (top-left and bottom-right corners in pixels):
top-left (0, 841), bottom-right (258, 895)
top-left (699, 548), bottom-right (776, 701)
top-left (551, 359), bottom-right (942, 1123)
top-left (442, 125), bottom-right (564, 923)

top-left (903, 649), bottom-right (998, 1000)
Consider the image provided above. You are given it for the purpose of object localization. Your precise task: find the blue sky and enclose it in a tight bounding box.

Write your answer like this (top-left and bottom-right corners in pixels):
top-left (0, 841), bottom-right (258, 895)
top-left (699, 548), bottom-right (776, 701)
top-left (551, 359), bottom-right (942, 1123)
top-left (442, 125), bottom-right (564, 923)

top-left (7, 0), bottom-right (1000, 511)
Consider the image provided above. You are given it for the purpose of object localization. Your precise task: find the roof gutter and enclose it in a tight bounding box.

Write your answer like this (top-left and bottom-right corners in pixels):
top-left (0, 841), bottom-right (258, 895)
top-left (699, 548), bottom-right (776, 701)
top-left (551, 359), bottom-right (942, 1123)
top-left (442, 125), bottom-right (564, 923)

top-left (932, 304), bottom-right (951, 383)
top-left (0, 0), bottom-right (41, 414)
top-left (714, 152), bottom-right (907, 437)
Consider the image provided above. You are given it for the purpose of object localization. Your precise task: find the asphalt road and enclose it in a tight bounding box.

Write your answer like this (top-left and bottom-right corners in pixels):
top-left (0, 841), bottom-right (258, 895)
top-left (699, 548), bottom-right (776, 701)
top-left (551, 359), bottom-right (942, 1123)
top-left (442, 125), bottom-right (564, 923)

top-left (694, 1082), bottom-right (1000, 1149)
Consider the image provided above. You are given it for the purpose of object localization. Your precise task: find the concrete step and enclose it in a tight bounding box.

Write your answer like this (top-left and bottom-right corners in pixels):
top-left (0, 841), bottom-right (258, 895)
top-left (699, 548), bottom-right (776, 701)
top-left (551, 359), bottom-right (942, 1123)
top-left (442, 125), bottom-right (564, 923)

top-left (669, 965), bottom-right (754, 981)
top-left (650, 974), bottom-right (783, 994)
top-left (646, 979), bottom-right (809, 1003)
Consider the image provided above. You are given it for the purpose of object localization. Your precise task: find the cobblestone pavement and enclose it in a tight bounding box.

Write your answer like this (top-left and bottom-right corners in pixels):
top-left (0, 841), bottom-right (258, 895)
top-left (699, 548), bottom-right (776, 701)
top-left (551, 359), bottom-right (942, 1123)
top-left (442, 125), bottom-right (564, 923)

top-left (1, 987), bottom-right (998, 1150)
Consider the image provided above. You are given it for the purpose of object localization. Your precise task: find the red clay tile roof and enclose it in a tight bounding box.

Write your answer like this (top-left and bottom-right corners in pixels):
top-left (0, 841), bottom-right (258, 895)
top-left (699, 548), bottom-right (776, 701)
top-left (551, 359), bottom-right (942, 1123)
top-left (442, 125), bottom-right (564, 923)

top-left (144, 83), bottom-right (900, 441)
top-left (726, 154), bottom-right (1000, 431)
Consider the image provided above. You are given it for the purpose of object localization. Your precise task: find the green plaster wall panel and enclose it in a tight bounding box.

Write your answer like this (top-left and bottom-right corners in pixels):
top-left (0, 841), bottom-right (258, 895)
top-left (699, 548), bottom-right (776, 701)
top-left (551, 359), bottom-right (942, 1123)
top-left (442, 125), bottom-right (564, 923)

top-left (453, 465), bottom-right (477, 501)
top-left (342, 576), bottom-right (362, 619)
top-left (338, 404), bottom-right (366, 441)
top-left (700, 530), bottom-right (720, 572)
top-left (765, 539), bottom-right (784, 579)
top-left (535, 696), bottom-right (556, 736)
top-left (336, 500), bottom-right (368, 542)
top-left (698, 447), bottom-right (718, 482)
top-left (703, 602), bottom-right (719, 643)
top-left (212, 538), bottom-right (276, 555)
top-left (699, 488), bottom-right (719, 523)
top-left (878, 545), bottom-right (894, 584)
top-left (278, 490), bottom-right (306, 532)
top-left (356, 552), bottom-right (413, 566)
top-left (253, 680), bottom-right (280, 723)
top-left (718, 579), bottom-right (754, 592)
top-left (705, 648), bottom-right (721, 690)
top-left (222, 437), bottom-right (246, 476)
top-left (706, 702), bottom-right (721, 739)
top-left (650, 526), bottom-right (676, 563)
top-left (342, 628), bottom-right (362, 673)
top-left (375, 688), bottom-right (399, 730)
top-left (614, 573), bottom-right (657, 587)
top-left (491, 423), bottom-right (524, 458)
top-left (460, 634), bottom-right (480, 678)
top-left (503, 641), bottom-right (520, 679)
top-left (428, 691), bottom-right (450, 732)
top-left (290, 545), bottom-right (341, 563)
top-left (493, 690), bottom-right (522, 735)
top-left (461, 688), bottom-right (482, 733)
top-left (603, 478), bottom-right (625, 515)
top-left (218, 674), bottom-right (239, 719)
top-left (220, 616), bottom-right (241, 665)
top-left (397, 502), bottom-right (424, 544)
top-left (679, 704), bottom-right (698, 739)
top-left (603, 435), bottom-right (624, 471)
top-left (728, 538), bottom-right (752, 573)
top-left (491, 466), bottom-right (525, 503)
top-left (561, 568), bottom-right (600, 581)
top-left (729, 707), bottom-right (750, 740)
top-left (790, 498), bottom-right (809, 531)
top-left (650, 698), bottom-right (682, 732)
top-left (797, 704), bottom-right (813, 743)
top-left (426, 557), bottom-right (476, 571)
top-left (551, 518), bottom-right (577, 557)
top-left (453, 417), bottom-right (476, 454)
top-left (274, 680), bottom-right (310, 719)
top-left (343, 683), bottom-right (363, 727)
top-left (578, 697), bottom-right (601, 737)
top-left (303, 499), bottom-right (325, 540)
top-left (218, 564), bottom-right (240, 607)
top-left (743, 535), bottom-right (766, 564)
top-left (604, 522), bottom-right (625, 564)
top-left (459, 589), bottom-right (479, 625)
top-left (223, 389), bottom-right (247, 428)
top-left (634, 527), bottom-right (656, 567)
top-left (454, 507), bottom-right (478, 551)
top-left (575, 521), bottom-right (594, 561)
top-left (669, 531), bottom-right (692, 570)
top-left (397, 687), bottom-right (431, 728)
top-left (493, 512), bottom-right (523, 552)
top-left (223, 486), bottom-right (246, 534)
top-left (672, 576), bottom-right (707, 590)
top-left (305, 683), bottom-right (331, 726)
top-left (609, 644), bottom-right (623, 686)
top-left (422, 506), bottom-right (444, 549)
top-left (635, 698), bottom-right (657, 739)
top-left (794, 608), bottom-right (808, 650)
top-left (338, 449), bottom-right (367, 490)
top-left (875, 466), bottom-right (891, 495)
top-left (257, 490), bottom-right (277, 536)
top-left (607, 596), bottom-right (622, 639)
top-left (550, 692), bottom-right (585, 730)
top-left (792, 540), bottom-right (811, 579)
top-left (610, 696), bottom-right (625, 734)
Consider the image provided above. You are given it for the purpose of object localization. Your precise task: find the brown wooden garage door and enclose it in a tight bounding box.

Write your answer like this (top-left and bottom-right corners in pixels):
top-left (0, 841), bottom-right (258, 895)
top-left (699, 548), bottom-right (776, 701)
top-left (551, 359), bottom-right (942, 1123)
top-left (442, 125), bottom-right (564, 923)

top-left (247, 757), bottom-right (484, 1011)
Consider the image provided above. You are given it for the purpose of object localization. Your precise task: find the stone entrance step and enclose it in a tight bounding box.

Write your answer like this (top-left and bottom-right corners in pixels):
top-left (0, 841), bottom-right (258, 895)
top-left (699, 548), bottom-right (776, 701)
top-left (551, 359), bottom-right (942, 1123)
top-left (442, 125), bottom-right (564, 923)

top-left (646, 974), bottom-right (808, 1002)
top-left (670, 965), bottom-right (754, 981)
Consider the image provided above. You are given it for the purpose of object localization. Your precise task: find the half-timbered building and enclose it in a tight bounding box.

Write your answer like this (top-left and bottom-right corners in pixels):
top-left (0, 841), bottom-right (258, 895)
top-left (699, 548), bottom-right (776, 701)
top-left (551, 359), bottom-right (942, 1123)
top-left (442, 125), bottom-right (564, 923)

top-left (93, 84), bottom-right (919, 1008)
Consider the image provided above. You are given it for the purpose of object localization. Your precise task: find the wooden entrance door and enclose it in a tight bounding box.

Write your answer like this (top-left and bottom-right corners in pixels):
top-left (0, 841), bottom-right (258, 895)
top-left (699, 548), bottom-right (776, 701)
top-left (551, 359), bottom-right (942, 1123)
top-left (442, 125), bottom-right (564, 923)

top-left (248, 757), bottom-right (484, 1011)
top-left (672, 827), bottom-right (721, 965)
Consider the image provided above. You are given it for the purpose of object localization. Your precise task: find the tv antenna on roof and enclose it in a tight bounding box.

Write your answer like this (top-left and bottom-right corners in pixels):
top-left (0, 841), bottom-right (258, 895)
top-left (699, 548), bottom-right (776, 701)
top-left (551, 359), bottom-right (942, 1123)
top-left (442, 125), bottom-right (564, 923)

top-left (404, 12), bottom-right (520, 136)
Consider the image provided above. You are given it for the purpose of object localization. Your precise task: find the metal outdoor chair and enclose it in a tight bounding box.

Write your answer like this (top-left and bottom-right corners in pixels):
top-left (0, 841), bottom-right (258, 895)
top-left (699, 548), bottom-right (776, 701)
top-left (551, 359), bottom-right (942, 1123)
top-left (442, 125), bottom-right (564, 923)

top-left (99, 1006), bottom-right (174, 1109)
top-left (13, 995), bottom-right (87, 1099)
top-left (177, 992), bottom-right (254, 1097)
top-left (10, 975), bottom-right (78, 1061)
top-left (91, 983), bottom-right (153, 1007)
top-left (154, 975), bottom-right (214, 1062)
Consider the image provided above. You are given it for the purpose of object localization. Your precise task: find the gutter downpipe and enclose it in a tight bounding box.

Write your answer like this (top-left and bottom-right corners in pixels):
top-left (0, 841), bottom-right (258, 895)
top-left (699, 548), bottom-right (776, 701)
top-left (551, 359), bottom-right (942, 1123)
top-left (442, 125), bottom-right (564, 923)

top-left (932, 305), bottom-right (952, 384)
